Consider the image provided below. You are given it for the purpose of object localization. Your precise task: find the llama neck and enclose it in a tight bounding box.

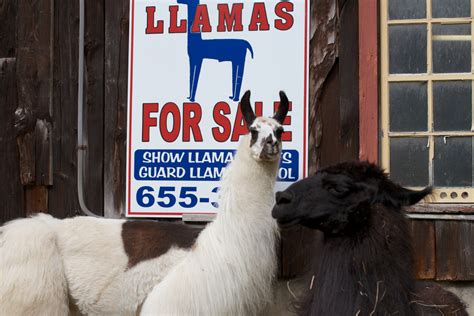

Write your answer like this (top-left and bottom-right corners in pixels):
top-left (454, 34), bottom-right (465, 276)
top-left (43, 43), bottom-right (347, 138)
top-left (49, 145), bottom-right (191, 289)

top-left (186, 4), bottom-right (202, 41)
top-left (306, 205), bottom-right (416, 315)
top-left (173, 135), bottom-right (279, 315)
top-left (217, 135), bottom-right (280, 219)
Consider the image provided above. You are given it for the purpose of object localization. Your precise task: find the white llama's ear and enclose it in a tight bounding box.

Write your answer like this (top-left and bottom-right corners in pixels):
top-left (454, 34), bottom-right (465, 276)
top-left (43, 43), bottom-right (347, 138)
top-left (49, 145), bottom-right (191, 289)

top-left (273, 91), bottom-right (289, 124)
top-left (240, 90), bottom-right (256, 128)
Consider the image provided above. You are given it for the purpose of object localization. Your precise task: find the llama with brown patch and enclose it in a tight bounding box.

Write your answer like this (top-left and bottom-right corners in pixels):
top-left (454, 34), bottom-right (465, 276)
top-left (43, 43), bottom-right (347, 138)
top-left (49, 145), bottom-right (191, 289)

top-left (0, 90), bottom-right (288, 316)
top-left (272, 161), bottom-right (468, 315)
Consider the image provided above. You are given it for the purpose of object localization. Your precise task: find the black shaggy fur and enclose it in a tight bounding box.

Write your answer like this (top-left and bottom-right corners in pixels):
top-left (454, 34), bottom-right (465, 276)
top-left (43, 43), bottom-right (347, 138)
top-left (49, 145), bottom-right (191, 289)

top-left (272, 161), bottom-right (467, 316)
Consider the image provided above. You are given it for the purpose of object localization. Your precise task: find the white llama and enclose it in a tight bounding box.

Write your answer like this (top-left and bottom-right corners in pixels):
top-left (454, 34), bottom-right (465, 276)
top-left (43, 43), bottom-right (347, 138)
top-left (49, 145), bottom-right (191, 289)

top-left (140, 90), bottom-right (289, 315)
top-left (0, 90), bottom-right (289, 316)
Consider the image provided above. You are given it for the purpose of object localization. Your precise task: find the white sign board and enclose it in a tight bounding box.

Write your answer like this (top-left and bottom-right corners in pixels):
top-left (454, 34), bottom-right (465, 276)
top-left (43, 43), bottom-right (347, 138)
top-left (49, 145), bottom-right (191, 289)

top-left (126, 0), bottom-right (309, 217)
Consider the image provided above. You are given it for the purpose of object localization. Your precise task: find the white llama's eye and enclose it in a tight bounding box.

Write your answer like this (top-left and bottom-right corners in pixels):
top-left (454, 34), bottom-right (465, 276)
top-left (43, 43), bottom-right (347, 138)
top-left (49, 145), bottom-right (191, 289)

top-left (249, 128), bottom-right (259, 146)
top-left (275, 127), bottom-right (284, 139)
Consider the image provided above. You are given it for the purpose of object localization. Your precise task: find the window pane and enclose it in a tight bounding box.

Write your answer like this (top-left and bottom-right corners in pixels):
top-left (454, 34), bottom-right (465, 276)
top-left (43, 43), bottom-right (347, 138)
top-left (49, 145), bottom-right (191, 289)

top-left (390, 137), bottom-right (429, 186)
top-left (432, 0), bottom-right (470, 18)
top-left (433, 41), bottom-right (471, 73)
top-left (389, 24), bottom-right (427, 74)
top-left (389, 0), bottom-right (426, 20)
top-left (433, 81), bottom-right (471, 131)
top-left (390, 82), bottom-right (427, 132)
top-left (432, 24), bottom-right (471, 73)
top-left (432, 24), bottom-right (471, 36)
top-left (434, 137), bottom-right (473, 186)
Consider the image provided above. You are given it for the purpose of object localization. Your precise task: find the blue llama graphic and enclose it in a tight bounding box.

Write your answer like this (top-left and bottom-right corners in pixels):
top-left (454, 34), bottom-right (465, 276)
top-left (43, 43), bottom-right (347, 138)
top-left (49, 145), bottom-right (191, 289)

top-left (177, 0), bottom-right (253, 102)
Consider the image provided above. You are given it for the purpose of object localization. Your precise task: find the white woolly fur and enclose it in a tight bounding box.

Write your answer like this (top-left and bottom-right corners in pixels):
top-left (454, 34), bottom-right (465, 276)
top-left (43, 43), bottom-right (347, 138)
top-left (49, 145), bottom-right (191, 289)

top-left (0, 214), bottom-right (190, 315)
top-left (141, 132), bottom-right (280, 316)
top-left (0, 121), bottom-right (281, 316)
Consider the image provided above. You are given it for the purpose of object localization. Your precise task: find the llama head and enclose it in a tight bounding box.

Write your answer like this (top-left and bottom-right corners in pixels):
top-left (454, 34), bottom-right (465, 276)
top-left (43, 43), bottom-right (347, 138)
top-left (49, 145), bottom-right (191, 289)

top-left (240, 90), bottom-right (289, 162)
top-left (272, 161), bottom-right (431, 235)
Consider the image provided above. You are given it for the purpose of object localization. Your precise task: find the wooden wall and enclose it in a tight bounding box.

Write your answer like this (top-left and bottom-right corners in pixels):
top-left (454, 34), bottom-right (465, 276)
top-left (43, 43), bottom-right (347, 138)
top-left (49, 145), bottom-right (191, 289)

top-left (0, 0), bottom-right (473, 281)
top-left (0, 0), bottom-right (129, 223)
top-left (0, 1), bottom-right (23, 222)
top-left (410, 220), bottom-right (474, 281)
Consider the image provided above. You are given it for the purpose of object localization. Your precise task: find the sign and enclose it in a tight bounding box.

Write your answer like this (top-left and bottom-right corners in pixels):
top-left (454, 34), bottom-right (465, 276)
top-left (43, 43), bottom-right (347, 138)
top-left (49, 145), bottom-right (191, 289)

top-left (126, 0), bottom-right (309, 217)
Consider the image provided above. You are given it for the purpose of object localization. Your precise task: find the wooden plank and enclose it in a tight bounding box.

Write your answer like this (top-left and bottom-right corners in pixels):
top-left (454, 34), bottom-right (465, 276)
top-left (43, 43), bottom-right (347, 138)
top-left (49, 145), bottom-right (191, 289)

top-left (104, 0), bottom-right (129, 218)
top-left (458, 222), bottom-right (474, 280)
top-left (25, 186), bottom-right (48, 216)
top-left (16, 132), bottom-right (35, 184)
top-left (338, 0), bottom-right (359, 162)
top-left (409, 220), bottom-right (436, 279)
top-left (436, 221), bottom-right (460, 280)
top-left (15, 0), bottom-right (54, 186)
top-left (0, 0), bottom-right (17, 57)
top-left (83, 0), bottom-right (105, 213)
top-left (319, 64), bottom-right (342, 167)
top-left (409, 204), bottom-right (474, 214)
top-left (308, 0), bottom-right (338, 174)
top-left (436, 221), bottom-right (474, 280)
top-left (358, 0), bottom-right (378, 163)
top-left (35, 120), bottom-right (53, 185)
top-left (318, 0), bottom-right (359, 167)
top-left (0, 59), bottom-right (24, 224)
top-left (49, 0), bottom-right (80, 218)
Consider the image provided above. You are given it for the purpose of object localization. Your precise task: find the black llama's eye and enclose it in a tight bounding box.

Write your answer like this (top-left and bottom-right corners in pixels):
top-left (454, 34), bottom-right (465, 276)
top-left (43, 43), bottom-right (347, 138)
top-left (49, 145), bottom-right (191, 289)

top-left (275, 127), bottom-right (284, 139)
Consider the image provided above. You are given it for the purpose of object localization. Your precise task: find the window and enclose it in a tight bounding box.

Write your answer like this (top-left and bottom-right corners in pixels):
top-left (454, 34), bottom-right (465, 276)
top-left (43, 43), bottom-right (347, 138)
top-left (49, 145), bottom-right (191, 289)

top-left (381, 0), bottom-right (474, 203)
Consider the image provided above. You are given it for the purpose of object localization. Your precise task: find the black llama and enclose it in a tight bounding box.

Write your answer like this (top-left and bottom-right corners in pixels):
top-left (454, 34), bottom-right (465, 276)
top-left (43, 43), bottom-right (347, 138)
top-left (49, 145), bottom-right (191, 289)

top-left (272, 161), bottom-right (467, 315)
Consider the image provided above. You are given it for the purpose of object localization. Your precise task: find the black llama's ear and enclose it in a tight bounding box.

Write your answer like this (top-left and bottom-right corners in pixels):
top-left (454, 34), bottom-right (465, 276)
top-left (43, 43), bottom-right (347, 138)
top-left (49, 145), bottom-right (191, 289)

top-left (273, 91), bottom-right (289, 124)
top-left (396, 186), bottom-right (432, 206)
top-left (240, 90), bottom-right (256, 128)
top-left (377, 181), bottom-right (432, 208)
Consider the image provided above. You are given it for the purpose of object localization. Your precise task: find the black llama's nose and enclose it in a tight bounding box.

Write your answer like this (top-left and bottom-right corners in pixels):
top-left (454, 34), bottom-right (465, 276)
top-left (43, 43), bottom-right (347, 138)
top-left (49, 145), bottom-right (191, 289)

top-left (276, 191), bottom-right (293, 204)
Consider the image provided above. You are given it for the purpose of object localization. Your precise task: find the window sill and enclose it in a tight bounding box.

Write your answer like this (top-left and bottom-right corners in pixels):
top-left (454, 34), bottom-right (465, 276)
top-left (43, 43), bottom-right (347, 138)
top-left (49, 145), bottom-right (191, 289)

top-left (408, 203), bottom-right (474, 214)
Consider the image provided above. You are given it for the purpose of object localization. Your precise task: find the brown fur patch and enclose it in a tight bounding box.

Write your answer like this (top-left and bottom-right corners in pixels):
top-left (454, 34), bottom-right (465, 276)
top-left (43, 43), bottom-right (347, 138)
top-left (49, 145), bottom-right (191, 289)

top-left (122, 220), bottom-right (205, 268)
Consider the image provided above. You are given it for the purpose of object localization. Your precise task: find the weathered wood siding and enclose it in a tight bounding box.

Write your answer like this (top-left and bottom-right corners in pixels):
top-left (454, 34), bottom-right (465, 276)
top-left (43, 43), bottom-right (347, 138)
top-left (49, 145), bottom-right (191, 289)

top-left (0, 0), bottom-right (129, 220)
top-left (103, 0), bottom-right (129, 218)
top-left (84, 0), bottom-right (105, 212)
top-left (435, 221), bottom-right (474, 280)
top-left (0, 59), bottom-right (23, 222)
top-left (49, 0), bottom-right (80, 218)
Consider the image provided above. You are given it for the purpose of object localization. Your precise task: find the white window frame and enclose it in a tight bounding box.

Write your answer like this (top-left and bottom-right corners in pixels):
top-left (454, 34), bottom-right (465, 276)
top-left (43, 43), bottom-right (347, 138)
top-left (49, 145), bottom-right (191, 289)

top-left (380, 0), bottom-right (474, 203)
